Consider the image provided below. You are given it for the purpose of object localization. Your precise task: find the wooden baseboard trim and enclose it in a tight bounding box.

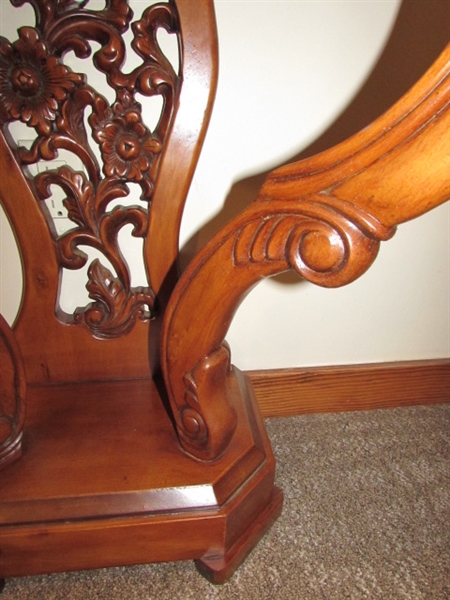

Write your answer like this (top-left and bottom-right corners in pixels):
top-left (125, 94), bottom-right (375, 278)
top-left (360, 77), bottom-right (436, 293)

top-left (247, 359), bottom-right (450, 418)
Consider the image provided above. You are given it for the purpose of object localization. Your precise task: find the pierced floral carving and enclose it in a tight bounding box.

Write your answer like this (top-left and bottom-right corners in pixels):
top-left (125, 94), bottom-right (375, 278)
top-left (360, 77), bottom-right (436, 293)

top-left (0, 0), bottom-right (180, 338)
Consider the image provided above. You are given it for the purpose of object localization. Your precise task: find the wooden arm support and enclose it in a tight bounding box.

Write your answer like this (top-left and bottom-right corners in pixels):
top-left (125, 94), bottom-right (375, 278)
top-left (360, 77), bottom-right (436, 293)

top-left (161, 45), bottom-right (450, 462)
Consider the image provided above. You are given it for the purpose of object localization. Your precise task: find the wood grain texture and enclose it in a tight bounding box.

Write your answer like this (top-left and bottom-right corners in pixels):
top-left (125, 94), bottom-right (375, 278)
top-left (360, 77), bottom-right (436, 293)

top-left (261, 45), bottom-right (450, 226)
top-left (248, 360), bottom-right (450, 418)
top-left (0, 315), bottom-right (26, 469)
top-left (0, 370), bottom-right (282, 582)
top-left (1, 0), bottom-right (449, 586)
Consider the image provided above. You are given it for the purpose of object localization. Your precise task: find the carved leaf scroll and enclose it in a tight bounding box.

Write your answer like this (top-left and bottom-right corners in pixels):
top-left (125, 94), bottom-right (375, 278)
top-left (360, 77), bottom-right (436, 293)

top-left (162, 196), bottom-right (397, 461)
top-left (0, 0), bottom-right (180, 338)
top-left (233, 196), bottom-right (396, 287)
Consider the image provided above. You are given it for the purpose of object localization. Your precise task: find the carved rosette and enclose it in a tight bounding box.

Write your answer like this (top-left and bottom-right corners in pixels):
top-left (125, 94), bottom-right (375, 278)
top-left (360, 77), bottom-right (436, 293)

top-left (0, 27), bottom-right (83, 134)
top-left (163, 195), bottom-right (396, 461)
top-left (90, 93), bottom-right (162, 198)
top-left (0, 0), bottom-right (180, 338)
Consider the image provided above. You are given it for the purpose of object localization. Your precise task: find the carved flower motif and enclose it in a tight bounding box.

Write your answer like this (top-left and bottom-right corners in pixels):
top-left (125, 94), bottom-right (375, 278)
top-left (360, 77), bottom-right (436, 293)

top-left (0, 27), bottom-right (83, 135)
top-left (92, 95), bottom-right (162, 192)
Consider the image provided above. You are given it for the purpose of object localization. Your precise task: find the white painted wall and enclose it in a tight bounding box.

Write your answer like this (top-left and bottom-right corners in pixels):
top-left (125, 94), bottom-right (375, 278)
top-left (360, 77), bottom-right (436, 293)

top-left (182, 0), bottom-right (450, 369)
top-left (1, 0), bottom-right (448, 370)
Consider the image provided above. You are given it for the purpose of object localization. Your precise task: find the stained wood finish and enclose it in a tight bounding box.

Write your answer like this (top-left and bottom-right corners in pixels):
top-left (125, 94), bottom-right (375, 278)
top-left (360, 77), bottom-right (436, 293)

top-left (161, 45), bottom-right (450, 461)
top-left (249, 360), bottom-right (450, 418)
top-left (0, 0), bottom-right (281, 585)
top-left (261, 48), bottom-right (450, 226)
top-left (0, 373), bottom-right (282, 583)
top-left (0, 0), bottom-right (217, 384)
top-left (1, 0), bottom-right (449, 588)
top-left (0, 315), bottom-right (26, 469)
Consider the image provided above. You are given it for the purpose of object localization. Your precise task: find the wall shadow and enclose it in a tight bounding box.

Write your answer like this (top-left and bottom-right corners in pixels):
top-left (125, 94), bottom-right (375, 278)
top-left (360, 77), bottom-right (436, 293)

top-left (182, 0), bottom-right (449, 284)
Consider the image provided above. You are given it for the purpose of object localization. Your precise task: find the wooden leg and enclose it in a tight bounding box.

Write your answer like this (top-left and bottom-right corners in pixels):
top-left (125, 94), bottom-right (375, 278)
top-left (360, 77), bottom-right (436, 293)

top-left (195, 486), bottom-right (283, 584)
top-left (0, 579), bottom-right (5, 593)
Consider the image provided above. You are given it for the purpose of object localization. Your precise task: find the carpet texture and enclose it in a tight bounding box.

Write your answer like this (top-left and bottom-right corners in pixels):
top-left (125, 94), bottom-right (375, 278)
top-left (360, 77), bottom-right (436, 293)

top-left (2, 404), bottom-right (449, 599)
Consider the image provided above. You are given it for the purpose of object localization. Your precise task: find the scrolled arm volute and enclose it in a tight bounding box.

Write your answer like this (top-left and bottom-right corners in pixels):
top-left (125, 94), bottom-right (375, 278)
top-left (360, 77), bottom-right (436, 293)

top-left (161, 45), bottom-right (450, 462)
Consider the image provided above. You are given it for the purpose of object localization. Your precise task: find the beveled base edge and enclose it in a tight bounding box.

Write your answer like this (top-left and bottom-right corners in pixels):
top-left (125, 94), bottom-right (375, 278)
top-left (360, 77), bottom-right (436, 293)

top-left (0, 371), bottom-right (282, 584)
top-left (0, 455), bottom-right (281, 583)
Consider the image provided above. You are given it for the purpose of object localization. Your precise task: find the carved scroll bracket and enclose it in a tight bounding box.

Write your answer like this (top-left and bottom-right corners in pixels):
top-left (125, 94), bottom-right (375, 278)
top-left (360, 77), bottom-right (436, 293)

top-left (161, 195), bottom-right (395, 461)
top-left (178, 342), bottom-right (237, 461)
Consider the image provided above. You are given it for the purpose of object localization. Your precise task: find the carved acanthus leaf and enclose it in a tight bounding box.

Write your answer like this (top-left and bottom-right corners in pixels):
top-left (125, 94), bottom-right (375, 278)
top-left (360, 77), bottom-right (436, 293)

top-left (74, 259), bottom-right (155, 339)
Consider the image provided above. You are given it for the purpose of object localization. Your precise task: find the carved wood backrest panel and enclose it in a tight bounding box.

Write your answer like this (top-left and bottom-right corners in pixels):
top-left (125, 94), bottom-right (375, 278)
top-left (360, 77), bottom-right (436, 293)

top-left (0, 0), bottom-right (218, 384)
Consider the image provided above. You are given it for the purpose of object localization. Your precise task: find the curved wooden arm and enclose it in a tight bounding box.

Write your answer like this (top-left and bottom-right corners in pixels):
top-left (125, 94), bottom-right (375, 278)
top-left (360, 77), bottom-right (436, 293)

top-left (261, 45), bottom-right (450, 225)
top-left (161, 45), bottom-right (450, 461)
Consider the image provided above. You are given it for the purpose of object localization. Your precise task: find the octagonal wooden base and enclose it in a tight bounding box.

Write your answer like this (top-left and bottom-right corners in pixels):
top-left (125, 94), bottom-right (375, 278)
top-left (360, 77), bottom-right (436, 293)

top-left (0, 368), bottom-right (282, 585)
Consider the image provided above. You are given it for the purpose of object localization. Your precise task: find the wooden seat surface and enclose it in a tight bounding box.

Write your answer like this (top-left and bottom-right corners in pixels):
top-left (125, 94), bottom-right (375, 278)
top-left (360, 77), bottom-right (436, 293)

top-left (1, 375), bottom-right (267, 524)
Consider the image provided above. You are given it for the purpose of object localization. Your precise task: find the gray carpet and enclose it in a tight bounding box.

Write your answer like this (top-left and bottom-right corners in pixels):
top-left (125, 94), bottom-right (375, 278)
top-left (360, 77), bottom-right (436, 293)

top-left (2, 404), bottom-right (449, 600)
